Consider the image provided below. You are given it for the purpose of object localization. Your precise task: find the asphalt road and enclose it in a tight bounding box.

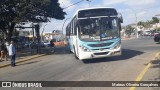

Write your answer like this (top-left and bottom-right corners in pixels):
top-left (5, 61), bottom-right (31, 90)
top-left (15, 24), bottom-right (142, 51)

top-left (0, 37), bottom-right (160, 90)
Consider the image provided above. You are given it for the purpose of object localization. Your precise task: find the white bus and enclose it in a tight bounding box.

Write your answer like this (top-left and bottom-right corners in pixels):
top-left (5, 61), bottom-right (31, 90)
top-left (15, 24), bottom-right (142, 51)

top-left (66, 7), bottom-right (123, 60)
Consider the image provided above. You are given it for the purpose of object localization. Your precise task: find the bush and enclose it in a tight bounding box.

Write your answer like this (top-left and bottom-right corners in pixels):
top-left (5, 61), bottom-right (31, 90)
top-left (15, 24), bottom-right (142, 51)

top-left (156, 27), bottom-right (160, 31)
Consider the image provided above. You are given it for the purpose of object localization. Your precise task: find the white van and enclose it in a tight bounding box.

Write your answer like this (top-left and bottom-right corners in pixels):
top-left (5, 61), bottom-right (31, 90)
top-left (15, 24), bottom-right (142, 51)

top-left (143, 30), bottom-right (151, 36)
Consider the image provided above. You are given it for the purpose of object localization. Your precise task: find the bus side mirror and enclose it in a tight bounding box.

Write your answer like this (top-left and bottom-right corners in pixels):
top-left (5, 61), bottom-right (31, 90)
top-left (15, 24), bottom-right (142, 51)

top-left (118, 22), bottom-right (122, 31)
top-left (119, 17), bottom-right (123, 23)
top-left (118, 13), bottom-right (123, 23)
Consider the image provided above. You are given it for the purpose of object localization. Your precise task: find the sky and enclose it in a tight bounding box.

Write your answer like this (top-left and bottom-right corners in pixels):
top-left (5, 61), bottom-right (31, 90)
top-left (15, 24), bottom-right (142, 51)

top-left (40, 0), bottom-right (160, 34)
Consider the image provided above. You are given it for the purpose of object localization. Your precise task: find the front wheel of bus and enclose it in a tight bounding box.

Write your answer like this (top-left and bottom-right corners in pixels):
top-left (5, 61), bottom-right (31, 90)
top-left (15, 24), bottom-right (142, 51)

top-left (74, 46), bottom-right (79, 60)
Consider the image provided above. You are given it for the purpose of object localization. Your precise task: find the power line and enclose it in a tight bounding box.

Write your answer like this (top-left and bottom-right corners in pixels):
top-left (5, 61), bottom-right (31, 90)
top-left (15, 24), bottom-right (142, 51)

top-left (63, 0), bottom-right (84, 10)
top-left (63, 0), bottom-right (91, 10)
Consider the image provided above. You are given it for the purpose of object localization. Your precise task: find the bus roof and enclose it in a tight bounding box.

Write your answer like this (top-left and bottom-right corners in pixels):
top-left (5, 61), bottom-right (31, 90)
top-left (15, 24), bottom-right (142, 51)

top-left (76, 7), bottom-right (116, 11)
top-left (66, 7), bottom-right (118, 28)
top-left (73, 7), bottom-right (117, 17)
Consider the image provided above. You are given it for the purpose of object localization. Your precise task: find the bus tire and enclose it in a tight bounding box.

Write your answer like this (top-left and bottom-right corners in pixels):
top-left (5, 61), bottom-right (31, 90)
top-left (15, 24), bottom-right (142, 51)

top-left (74, 46), bottom-right (79, 60)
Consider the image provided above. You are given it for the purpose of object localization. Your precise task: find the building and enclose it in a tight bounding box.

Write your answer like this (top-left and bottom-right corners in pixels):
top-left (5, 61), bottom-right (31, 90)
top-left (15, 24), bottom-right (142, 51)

top-left (153, 23), bottom-right (160, 28)
top-left (17, 29), bottom-right (35, 41)
top-left (19, 30), bottom-right (30, 36)
top-left (42, 30), bottom-right (64, 41)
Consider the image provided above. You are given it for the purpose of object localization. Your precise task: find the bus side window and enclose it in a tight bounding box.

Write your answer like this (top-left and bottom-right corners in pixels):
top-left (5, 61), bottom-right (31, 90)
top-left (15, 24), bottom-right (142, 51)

top-left (74, 20), bottom-right (77, 35)
top-left (108, 21), bottom-right (112, 29)
top-left (76, 21), bottom-right (82, 35)
top-left (74, 27), bottom-right (77, 35)
top-left (71, 22), bottom-right (73, 35)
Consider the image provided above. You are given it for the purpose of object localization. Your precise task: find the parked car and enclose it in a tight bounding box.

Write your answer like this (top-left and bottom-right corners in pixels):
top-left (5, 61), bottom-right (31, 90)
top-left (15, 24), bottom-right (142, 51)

top-left (50, 38), bottom-right (56, 47)
top-left (143, 30), bottom-right (152, 36)
top-left (27, 41), bottom-right (45, 48)
top-left (36, 42), bottom-right (45, 47)
top-left (154, 33), bottom-right (160, 42)
top-left (43, 41), bottom-right (51, 47)
top-left (24, 42), bottom-right (30, 48)
top-left (153, 32), bottom-right (160, 37)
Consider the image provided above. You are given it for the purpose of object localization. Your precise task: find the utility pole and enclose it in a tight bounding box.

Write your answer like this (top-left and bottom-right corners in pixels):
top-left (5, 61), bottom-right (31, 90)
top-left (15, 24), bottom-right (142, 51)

top-left (135, 13), bottom-right (139, 38)
top-left (129, 8), bottom-right (139, 38)
top-left (62, 18), bottom-right (70, 35)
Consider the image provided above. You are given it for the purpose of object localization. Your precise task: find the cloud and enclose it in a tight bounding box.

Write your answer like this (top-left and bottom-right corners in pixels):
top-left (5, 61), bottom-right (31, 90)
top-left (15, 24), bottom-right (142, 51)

top-left (59, 0), bottom-right (75, 11)
top-left (102, 0), bottom-right (157, 6)
top-left (102, 0), bottom-right (126, 6)
top-left (121, 6), bottom-right (160, 26)
top-left (59, 0), bottom-right (72, 7)
top-left (42, 0), bottom-right (160, 33)
top-left (125, 0), bottom-right (157, 7)
top-left (137, 11), bottom-right (147, 18)
top-left (44, 1), bottom-right (90, 33)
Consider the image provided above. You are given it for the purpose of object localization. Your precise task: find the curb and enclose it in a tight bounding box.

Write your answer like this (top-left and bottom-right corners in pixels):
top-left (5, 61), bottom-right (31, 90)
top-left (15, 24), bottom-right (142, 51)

top-left (129, 52), bottom-right (160, 90)
top-left (0, 54), bottom-right (46, 68)
top-left (154, 52), bottom-right (160, 60)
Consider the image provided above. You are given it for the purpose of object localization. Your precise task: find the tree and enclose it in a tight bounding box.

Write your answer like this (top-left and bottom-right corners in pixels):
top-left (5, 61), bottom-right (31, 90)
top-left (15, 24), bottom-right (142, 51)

top-left (144, 20), bottom-right (152, 28)
top-left (152, 17), bottom-right (159, 24)
top-left (12, 29), bottom-right (19, 37)
top-left (137, 21), bottom-right (144, 26)
top-left (125, 25), bottom-right (135, 36)
top-left (0, 0), bottom-right (66, 41)
top-left (156, 27), bottom-right (160, 31)
top-left (137, 21), bottom-right (145, 29)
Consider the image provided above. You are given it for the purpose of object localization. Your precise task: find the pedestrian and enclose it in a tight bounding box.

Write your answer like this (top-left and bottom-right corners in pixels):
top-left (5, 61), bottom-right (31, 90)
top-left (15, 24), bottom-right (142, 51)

top-left (5, 41), bottom-right (10, 61)
top-left (9, 41), bottom-right (16, 67)
top-left (0, 43), bottom-right (8, 61)
top-left (5, 41), bottom-right (10, 52)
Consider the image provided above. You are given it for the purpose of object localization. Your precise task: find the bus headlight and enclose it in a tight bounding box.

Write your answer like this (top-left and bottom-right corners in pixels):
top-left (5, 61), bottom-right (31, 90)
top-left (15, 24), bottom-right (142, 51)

top-left (79, 45), bottom-right (90, 52)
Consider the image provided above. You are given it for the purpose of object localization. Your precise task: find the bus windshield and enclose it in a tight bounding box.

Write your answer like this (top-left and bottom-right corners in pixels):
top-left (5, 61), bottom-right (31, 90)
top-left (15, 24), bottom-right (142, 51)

top-left (78, 17), bottom-right (119, 41)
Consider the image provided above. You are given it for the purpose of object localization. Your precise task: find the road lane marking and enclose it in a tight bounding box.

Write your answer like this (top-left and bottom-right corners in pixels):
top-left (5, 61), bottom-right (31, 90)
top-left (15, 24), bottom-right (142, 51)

top-left (129, 52), bottom-right (160, 90)
top-left (129, 63), bottom-right (151, 90)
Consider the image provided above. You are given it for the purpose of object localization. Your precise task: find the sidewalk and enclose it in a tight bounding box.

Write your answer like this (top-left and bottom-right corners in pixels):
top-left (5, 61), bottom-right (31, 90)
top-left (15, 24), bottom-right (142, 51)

top-left (135, 53), bottom-right (160, 90)
top-left (0, 47), bottom-right (54, 68)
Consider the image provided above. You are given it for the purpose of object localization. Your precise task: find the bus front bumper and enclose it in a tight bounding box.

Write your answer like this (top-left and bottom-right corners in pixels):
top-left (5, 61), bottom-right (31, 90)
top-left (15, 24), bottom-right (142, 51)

top-left (78, 48), bottom-right (121, 60)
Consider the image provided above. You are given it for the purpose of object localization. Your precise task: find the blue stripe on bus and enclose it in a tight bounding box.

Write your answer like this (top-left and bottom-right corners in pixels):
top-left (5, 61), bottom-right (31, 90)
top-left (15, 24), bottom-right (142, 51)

top-left (77, 38), bottom-right (120, 50)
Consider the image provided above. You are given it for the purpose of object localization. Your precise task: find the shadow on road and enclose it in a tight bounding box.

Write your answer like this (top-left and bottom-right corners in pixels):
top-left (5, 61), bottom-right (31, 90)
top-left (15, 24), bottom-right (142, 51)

top-left (82, 49), bottom-right (144, 64)
top-left (47, 46), bottom-right (71, 55)
top-left (150, 59), bottom-right (160, 69)
top-left (150, 59), bottom-right (160, 81)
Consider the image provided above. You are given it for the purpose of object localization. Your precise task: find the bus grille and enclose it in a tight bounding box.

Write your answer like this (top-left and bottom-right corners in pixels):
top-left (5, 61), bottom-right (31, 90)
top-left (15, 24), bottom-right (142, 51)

top-left (94, 52), bottom-right (109, 55)
top-left (88, 42), bottom-right (113, 47)
top-left (92, 48), bottom-right (110, 50)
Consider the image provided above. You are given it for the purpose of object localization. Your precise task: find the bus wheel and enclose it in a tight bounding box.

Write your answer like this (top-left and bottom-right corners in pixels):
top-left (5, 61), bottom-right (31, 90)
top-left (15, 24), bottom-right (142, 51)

top-left (74, 46), bottom-right (79, 60)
